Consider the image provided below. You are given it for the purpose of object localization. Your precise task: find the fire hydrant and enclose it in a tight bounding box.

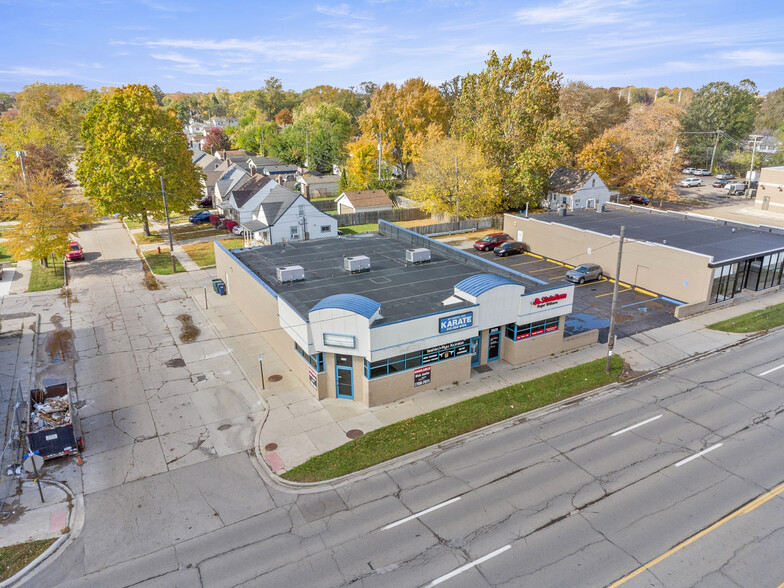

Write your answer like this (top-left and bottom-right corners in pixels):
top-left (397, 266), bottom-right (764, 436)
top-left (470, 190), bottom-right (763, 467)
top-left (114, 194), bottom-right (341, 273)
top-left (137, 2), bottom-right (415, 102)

top-left (157, 246), bottom-right (161, 254)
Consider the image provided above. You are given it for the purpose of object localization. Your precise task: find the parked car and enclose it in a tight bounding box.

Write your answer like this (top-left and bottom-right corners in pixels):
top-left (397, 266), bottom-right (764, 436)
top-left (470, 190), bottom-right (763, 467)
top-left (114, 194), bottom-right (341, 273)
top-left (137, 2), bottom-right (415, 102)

top-left (65, 241), bottom-right (84, 261)
top-left (474, 233), bottom-right (511, 251)
top-left (629, 195), bottom-right (650, 205)
top-left (189, 210), bottom-right (212, 224)
top-left (198, 196), bottom-right (213, 208)
top-left (565, 263), bottom-right (603, 284)
top-left (694, 168), bottom-right (711, 176)
top-left (494, 241), bottom-right (527, 257)
top-left (231, 224), bottom-right (244, 235)
top-left (716, 172), bottom-right (735, 180)
top-left (726, 181), bottom-right (747, 195)
top-left (682, 167), bottom-right (696, 174)
top-left (713, 179), bottom-right (729, 188)
top-left (679, 177), bottom-right (702, 187)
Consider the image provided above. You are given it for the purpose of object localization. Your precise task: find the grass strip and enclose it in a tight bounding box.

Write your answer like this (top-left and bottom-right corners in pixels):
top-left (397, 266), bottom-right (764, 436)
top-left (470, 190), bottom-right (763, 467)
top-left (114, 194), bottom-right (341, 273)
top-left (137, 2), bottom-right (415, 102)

top-left (0, 243), bottom-right (14, 264)
top-left (143, 249), bottom-right (186, 275)
top-left (707, 301), bottom-right (784, 333)
top-left (182, 239), bottom-right (245, 267)
top-left (135, 232), bottom-right (165, 244)
top-left (339, 223), bottom-right (378, 234)
top-left (169, 225), bottom-right (228, 239)
top-left (282, 355), bottom-right (623, 482)
top-left (28, 257), bottom-right (65, 292)
top-left (0, 538), bottom-right (56, 581)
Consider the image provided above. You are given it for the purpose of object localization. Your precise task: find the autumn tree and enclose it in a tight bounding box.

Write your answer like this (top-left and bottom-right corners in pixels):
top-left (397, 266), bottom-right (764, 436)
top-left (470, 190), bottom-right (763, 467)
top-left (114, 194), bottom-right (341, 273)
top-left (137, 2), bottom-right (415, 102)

top-left (405, 137), bottom-right (502, 217)
top-left (275, 108), bottom-right (293, 127)
top-left (203, 127), bottom-right (232, 153)
top-left (681, 80), bottom-right (760, 164)
top-left (358, 78), bottom-right (450, 180)
top-left (300, 85), bottom-right (365, 120)
top-left (344, 136), bottom-right (382, 191)
top-left (1, 171), bottom-right (93, 265)
top-left (559, 81), bottom-right (630, 151)
top-left (754, 87), bottom-right (784, 133)
top-left (454, 50), bottom-right (575, 209)
top-left (578, 101), bottom-right (683, 201)
top-left (77, 84), bottom-right (202, 236)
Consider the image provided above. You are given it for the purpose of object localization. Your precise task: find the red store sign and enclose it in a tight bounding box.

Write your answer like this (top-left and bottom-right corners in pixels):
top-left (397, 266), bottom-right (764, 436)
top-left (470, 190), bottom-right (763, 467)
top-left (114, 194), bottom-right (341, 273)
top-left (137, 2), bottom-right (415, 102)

top-left (532, 292), bottom-right (568, 309)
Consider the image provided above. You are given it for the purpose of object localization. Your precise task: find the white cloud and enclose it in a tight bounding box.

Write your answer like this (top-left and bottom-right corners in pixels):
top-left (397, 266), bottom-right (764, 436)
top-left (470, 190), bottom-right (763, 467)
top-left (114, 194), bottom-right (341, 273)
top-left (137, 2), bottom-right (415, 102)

top-left (720, 49), bottom-right (784, 67)
top-left (517, 0), bottom-right (642, 28)
top-left (315, 3), bottom-right (372, 19)
top-left (0, 65), bottom-right (73, 77)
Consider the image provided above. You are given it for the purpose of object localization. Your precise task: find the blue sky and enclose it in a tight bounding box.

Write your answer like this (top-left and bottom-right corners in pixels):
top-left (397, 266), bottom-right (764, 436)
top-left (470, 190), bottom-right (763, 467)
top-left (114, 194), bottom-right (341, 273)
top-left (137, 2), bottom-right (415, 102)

top-left (2, 0), bottom-right (783, 95)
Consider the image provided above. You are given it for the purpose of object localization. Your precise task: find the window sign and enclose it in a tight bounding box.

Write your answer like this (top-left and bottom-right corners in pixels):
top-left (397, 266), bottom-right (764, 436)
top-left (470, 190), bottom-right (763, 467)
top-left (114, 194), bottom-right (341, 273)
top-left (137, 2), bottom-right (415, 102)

top-left (439, 312), bottom-right (473, 333)
top-left (309, 367), bottom-right (317, 389)
top-left (414, 366), bottom-right (431, 387)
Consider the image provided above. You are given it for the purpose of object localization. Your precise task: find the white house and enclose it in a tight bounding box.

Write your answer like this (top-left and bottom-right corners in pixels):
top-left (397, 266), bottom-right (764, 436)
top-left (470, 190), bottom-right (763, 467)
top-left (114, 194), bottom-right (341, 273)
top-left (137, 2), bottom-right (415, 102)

top-left (544, 167), bottom-right (613, 211)
top-left (213, 165), bottom-right (250, 207)
top-left (335, 190), bottom-right (394, 214)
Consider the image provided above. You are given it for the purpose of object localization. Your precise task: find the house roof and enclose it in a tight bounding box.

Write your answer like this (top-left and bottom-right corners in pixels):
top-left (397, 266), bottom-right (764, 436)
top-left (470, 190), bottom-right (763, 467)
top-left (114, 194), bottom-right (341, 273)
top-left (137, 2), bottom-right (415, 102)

top-left (218, 149), bottom-right (251, 160)
top-left (263, 165), bottom-right (299, 174)
top-left (548, 167), bottom-right (595, 195)
top-left (301, 175), bottom-right (338, 186)
top-left (231, 175), bottom-right (275, 209)
top-left (248, 156), bottom-right (282, 167)
top-left (243, 219), bottom-right (269, 232)
top-left (257, 187), bottom-right (301, 226)
top-left (338, 190), bottom-right (394, 209)
top-left (203, 169), bottom-right (223, 188)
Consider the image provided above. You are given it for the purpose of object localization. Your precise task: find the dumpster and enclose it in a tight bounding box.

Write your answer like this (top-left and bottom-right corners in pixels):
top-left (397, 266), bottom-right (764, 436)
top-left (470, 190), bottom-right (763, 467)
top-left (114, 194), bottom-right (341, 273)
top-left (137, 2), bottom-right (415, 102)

top-left (212, 278), bottom-right (222, 293)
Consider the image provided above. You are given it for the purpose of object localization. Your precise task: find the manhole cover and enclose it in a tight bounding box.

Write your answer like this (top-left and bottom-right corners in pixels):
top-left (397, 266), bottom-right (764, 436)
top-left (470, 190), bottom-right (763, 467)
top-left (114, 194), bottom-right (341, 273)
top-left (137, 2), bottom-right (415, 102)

top-left (268, 374), bottom-right (283, 382)
top-left (217, 424), bottom-right (231, 431)
top-left (346, 429), bottom-right (363, 439)
top-left (265, 443), bottom-right (278, 451)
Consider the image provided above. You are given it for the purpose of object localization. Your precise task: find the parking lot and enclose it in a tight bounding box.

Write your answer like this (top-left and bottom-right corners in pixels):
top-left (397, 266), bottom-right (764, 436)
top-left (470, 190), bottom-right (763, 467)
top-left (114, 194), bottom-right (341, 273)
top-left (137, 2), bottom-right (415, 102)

top-left (469, 248), bottom-right (681, 343)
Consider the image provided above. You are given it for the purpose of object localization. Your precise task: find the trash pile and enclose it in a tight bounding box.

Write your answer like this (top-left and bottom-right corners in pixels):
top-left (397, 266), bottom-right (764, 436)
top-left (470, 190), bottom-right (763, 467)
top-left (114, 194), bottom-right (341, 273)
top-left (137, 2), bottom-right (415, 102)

top-left (30, 395), bottom-right (71, 431)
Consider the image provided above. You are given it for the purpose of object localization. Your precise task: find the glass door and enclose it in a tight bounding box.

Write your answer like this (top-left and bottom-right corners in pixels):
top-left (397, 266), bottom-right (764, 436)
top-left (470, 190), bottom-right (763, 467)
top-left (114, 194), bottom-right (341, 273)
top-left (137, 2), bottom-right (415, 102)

top-left (335, 355), bottom-right (354, 399)
top-left (470, 337), bottom-right (481, 367)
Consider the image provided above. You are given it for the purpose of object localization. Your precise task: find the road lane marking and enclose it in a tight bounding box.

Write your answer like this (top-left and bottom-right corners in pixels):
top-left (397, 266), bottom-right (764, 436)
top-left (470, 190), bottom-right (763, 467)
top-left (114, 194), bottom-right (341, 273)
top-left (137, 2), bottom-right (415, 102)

top-left (674, 443), bottom-right (723, 467)
top-left (611, 415), bottom-right (662, 437)
top-left (759, 363), bottom-right (784, 377)
top-left (382, 497), bottom-right (461, 530)
top-left (426, 545), bottom-right (511, 587)
top-left (609, 480), bottom-right (784, 587)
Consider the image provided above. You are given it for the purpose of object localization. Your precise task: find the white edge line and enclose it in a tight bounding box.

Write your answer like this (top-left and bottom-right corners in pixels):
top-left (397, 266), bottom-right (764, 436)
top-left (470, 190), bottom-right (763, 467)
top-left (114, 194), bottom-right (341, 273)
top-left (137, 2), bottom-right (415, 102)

top-left (382, 497), bottom-right (461, 530)
top-left (674, 443), bottom-right (723, 467)
top-left (611, 414), bottom-right (663, 437)
top-left (759, 363), bottom-right (784, 377)
top-left (427, 544), bottom-right (512, 587)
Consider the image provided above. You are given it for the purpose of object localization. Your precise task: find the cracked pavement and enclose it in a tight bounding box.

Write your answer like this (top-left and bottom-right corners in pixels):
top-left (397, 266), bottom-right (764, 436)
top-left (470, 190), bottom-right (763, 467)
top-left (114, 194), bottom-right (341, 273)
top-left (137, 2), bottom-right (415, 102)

top-left (17, 219), bottom-right (784, 587)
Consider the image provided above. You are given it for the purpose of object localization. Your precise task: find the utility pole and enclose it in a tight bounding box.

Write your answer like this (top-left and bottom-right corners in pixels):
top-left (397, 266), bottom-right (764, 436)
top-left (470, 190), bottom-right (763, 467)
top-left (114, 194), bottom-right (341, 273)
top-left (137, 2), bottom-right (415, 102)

top-left (376, 132), bottom-right (386, 182)
top-left (305, 129), bottom-right (309, 169)
top-left (749, 135), bottom-right (763, 180)
top-left (160, 176), bottom-right (177, 274)
top-left (606, 225), bottom-right (625, 372)
top-left (659, 139), bottom-right (678, 208)
top-left (709, 130), bottom-right (720, 175)
top-left (259, 125), bottom-right (265, 157)
top-left (454, 154), bottom-right (459, 221)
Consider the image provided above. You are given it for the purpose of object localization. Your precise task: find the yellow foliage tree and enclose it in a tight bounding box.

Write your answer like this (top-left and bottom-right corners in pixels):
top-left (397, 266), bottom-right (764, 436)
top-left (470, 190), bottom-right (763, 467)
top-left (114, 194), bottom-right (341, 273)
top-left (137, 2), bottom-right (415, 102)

top-left (1, 171), bottom-right (93, 264)
top-left (344, 136), bottom-right (380, 191)
top-left (578, 102), bottom-right (683, 201)
top-left (405, 137), bottom-right (502, 217)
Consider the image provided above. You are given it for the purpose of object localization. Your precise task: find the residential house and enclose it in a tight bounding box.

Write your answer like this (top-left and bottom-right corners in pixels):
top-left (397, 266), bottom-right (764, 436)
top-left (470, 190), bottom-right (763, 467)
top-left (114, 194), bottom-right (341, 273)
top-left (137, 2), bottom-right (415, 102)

top-left (334, 190), bottom-right (394, 214)
top-left (299, 174), bottom-right (340, 199)
top-left (216, 149), bottom-right (251, 160)
top-left (248, 156), bottom-right (282, 175)
top-left (544, 167), bottom-right (613, 211)
top-left (262, 164), bottom-right (299, 182)
top-left (213, 165), bottom-right (250, 207)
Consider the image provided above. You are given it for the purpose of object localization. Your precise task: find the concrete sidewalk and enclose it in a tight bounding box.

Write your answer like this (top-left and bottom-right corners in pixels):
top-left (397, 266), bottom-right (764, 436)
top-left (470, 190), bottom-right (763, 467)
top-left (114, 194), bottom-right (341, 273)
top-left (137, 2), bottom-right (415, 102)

top-left (169, 265), bottom-right (783, 475)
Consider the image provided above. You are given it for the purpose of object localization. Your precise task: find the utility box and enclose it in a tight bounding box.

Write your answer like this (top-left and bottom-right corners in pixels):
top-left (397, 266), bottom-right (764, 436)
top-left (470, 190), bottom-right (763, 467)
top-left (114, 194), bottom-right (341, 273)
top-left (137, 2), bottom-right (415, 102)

top-left (344, 256), bottom-right (371, 273)
top-left (276, 265), bottom-right (305, 283)
top-left (406, 248), bottom-right (431, 264)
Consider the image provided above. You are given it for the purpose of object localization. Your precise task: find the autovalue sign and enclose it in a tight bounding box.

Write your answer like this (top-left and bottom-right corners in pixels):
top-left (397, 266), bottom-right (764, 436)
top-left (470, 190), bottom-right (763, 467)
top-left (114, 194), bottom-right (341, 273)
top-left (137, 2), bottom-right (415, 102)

top-left (439, 312), bottom-right (473, 333)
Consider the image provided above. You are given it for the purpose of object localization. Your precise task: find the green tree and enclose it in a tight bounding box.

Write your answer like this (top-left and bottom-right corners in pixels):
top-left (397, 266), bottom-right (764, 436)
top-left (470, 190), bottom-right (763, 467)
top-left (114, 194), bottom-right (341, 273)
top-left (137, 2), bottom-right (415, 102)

top-left (454, 50), bottom-right (575, 209)
top-left (559, 81), bottom-right (630, 150)
top-left (1, 171), bottom-right (93, 265)
top-left (681, 80), bottom-right (760, 164)
top-left (358, 78), bottom-right (450, 180)
top-left (405, 136), bottom-right (502, 217)
top-left (754, 87), bottom-right (784, 133)
top-left (76, 84), bottom-right (202, 236)
top-left (151, 84), bottom-right (165, 106)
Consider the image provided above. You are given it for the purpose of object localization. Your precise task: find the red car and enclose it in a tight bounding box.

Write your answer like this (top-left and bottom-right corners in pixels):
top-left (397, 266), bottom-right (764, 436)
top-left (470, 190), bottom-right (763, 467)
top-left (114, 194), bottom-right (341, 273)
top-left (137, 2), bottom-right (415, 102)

top-left (474, 233), bottom-right (511, 252)
top-left (66, 241), bottom-right (84, 261)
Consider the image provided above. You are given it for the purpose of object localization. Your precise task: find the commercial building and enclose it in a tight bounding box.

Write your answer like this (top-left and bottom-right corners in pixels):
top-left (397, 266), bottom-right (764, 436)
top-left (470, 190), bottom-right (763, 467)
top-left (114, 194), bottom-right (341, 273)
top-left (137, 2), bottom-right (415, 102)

top-left (215, 221), bottom-right (583, 406)
top-left (504, 203), bottom-right (784, 315)
top-left (755, 166), bottom-right (784, 213)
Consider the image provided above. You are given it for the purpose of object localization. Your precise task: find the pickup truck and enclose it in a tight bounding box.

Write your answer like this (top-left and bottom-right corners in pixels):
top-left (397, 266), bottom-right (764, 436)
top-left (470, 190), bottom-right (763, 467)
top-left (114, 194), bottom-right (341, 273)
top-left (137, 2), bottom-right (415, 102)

top-left (27, 382), bottom-right (82, 460)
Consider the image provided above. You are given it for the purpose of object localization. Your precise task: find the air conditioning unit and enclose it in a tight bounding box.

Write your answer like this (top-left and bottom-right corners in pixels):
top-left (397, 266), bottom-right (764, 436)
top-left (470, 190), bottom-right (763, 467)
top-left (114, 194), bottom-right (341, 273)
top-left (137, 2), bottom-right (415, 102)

top-left (406, 248), bottom-right (431, 264)
top-left (276, 265), bottom-right (305, 283)
top-left (344, 256), bottom-right (370, 273)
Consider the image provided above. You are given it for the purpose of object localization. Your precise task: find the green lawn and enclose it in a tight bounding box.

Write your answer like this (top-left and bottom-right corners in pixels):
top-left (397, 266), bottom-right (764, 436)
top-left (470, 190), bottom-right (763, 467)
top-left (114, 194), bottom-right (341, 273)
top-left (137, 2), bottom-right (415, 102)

top-left (282, 355), bottom-right (623, 482)
top-left (0, 243), bottom-right (14, 264)
top-left (143, 249), bottom-right (186, 275)
top-left (339, 223), bottom-right (378, 234)
top-left (135, 232), bottom-right (165, 244)
top-left (123, 218), bottom-right (144, 230)
top-left (28, 256), bottom-right (65, 292)
top-left (183, 238), bottom-right (245, 267)
top-left (0, 538), bottom-right (56, 582)
top-left (708, 301), bottom-right (784, 333)
top-left (169, 225), bottom-right (227, 240)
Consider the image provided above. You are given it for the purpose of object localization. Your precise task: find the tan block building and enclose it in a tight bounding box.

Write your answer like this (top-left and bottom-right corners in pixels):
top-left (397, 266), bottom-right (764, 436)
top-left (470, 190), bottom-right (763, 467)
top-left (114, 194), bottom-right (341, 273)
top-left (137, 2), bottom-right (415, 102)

top-left (755, 166), bottom-right (784, 213)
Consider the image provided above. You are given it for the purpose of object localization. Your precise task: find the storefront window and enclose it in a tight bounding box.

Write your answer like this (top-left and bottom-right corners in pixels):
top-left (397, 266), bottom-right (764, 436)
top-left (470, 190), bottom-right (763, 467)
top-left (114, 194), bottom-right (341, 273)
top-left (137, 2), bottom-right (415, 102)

top-left (294, 343), bottom-right (325, 372)
top-left (364, 339), bottom-right (470, 380)
top-left (504, 317), bottom-right (560, 341)
top-left (710, 263), bottom-right (741, 304)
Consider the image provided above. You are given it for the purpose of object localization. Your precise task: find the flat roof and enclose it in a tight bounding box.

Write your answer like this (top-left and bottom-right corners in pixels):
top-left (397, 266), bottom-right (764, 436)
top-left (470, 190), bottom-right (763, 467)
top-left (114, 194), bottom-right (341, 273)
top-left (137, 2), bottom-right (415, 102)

top-left (232, 234), bottom-right (549, 325)
top-left (529, 205), bottom-right (784, 266)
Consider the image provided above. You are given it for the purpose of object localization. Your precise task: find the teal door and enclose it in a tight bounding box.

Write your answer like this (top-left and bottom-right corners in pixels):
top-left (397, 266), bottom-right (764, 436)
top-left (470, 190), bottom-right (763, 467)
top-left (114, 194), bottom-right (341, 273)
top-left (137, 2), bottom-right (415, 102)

top-left (336, 355), bottom-right (354, 399)
top-left (470, 337), bottom-right (481, 367)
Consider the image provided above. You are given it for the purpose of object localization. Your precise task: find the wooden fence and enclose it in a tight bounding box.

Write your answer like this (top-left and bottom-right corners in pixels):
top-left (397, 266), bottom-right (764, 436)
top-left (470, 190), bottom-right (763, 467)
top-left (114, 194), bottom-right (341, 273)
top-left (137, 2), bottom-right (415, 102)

top-left (333, 207), bottom-right (429, 226)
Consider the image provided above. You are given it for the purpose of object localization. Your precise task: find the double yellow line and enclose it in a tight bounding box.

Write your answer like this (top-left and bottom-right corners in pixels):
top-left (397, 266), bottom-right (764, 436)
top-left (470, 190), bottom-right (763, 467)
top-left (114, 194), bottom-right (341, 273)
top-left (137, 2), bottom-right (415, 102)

top-left (610, 481), bottom-right (784, 586)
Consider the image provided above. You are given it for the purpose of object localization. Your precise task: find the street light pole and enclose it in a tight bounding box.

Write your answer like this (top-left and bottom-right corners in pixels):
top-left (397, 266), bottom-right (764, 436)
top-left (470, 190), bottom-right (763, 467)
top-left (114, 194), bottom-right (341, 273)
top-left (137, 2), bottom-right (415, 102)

top-left (606, 225), bottom-right (626, 372)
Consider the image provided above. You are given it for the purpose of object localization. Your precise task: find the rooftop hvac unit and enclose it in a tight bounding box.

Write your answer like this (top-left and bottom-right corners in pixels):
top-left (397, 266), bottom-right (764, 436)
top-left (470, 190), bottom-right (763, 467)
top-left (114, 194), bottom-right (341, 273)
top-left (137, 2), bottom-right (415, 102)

top-left (344, 255), bottom-right (370, 273)
top-left (406, 248), bottom-right (431, 264)
top-left (276, 265), bottom-right (305, 283)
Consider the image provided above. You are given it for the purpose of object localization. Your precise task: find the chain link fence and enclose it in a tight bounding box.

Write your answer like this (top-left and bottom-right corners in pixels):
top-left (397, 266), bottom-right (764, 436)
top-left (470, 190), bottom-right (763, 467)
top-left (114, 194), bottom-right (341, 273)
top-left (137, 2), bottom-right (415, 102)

top-left (1, 382), bottom-right (26, 519)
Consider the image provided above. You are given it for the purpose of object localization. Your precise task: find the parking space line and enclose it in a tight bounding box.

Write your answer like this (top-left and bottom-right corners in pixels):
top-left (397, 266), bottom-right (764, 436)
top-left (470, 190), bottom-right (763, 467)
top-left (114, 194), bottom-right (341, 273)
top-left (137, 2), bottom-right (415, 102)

top-left (634, 287), bottom-right (658, 297)
top-left (526, 253), bottom-right (544, 259)
top-left (596, 289), bottom-right (630, 298)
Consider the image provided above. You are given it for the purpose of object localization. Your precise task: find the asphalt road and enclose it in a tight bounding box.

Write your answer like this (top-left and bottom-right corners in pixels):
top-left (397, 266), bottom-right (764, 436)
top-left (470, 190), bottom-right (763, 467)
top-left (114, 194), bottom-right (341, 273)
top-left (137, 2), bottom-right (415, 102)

top-left (33, 323), bottom-right (784, 587)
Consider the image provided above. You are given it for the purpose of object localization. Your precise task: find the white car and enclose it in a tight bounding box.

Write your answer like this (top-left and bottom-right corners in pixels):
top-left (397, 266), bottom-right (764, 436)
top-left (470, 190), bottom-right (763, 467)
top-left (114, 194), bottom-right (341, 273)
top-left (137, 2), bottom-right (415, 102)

top-left (679, 177), bottom-right (702, 187)
top-left (694, 168), bottom-right (711, 176)
top-left (231, 225), bottom-right (244, 235)
top-left (682, 167), bottom-right (696, 174)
